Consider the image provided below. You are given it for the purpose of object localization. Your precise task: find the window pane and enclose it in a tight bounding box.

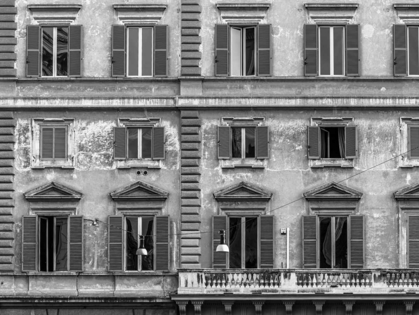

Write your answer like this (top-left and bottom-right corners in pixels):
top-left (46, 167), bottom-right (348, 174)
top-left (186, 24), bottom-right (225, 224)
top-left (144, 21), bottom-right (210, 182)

top-left (333, 27), bottom-right (344, 75)
top-left (42, 27), bottom-right (54, 76)
top-left (126, 217), bottom-right (138, 271)
top-left (319, 217), bottom-right (332, 268)
top-left (55, 217), bottom-right (68, 271)
top-left (142, 28), bottom-right (153, 76)
top-left (56, 27), bottom-right (68, 76)
top-left (128, 129), bottom-right (138, 159)
top-left (128, 28), bottom-right (139, 76)
top-left (245, 217), bottom-right (257, 268)
top-left (142, 128), bottom-right (152, 158)
top-left (141, 217), bottom-right (154, 271)
top-left (230, 27), bottom-right (241, 76)
top-left (229, 217), bottom-right (241, 268)
top-left (41, 127), bottom-right (54, 159)
top-left (39, 217), bottom-right (48, 271)
top-left (409, 27), bottom-right (419, 75)
top-left (335, 217), bottom-right (348, 268)
top-left (245, 28), bottom-right (255, 76)
top-left (54, 127), bottom-right (66, 159)
top-left (245, 128), bottom-right (255, 158)
top-left (231, 128), bottom-right (242, 158)
top-left (320, 27), bottom-right (330, 75)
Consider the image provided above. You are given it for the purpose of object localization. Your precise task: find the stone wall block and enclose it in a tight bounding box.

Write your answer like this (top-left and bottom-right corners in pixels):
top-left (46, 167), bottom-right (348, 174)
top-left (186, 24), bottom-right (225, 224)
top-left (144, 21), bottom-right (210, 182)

top-left (181, 175), bottom-right (200, 183)
top-left (0, 0), bottom-right (16, 7)
top-left (181, 206), bottom-right (200, 214)
top-left (181, 191), bottom-right (200, 198)
top-left (181, 151), bottom-right (201, 159)
top-left (181, 199), bottom-right (201, 207)
top-left (181, 143), bottom-right (200, 151)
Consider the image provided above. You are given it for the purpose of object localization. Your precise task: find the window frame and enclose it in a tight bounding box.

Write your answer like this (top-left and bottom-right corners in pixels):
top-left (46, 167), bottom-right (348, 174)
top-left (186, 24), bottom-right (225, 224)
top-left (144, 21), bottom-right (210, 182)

top-left (126, 127), bottom-right (153, 160)
top-left (40, 25), bottom-right (70, 78)
top-left (318, 25), bottom-right (346, 77)
top-left (407, 25), bottom-right (419, 77)
top-left (319, 125), bottom-right (346, 159)
top-left (229, 25), bottom-right (257, 77)
top-left (39, 125), bottom-right (68, 161)
top-left (126, 26), bottom-right (154, 78)
top-left (231, 126), bottom-right (256, 159)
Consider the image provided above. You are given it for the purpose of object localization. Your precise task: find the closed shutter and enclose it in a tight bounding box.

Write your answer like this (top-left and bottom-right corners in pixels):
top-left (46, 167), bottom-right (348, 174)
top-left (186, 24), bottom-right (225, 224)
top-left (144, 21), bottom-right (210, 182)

top-left (27, 25), bottom-right (40, 77)
top-left (152, 127), bottom-right (165, 160)
top-left (409, 216), bottom-right (419, 268)
top-left (349, 215), bottom-right (364, 268)
top-left (213, 216), bottom-right (227, 268)
top-left (409, 126), bottom-right (419, 158)
top-left (256, 126), bottom-right (269, 159)
top-left (154, 25), bottom-right (168, 77)
top-left (260, 215), bottom-right (274, 268)
top-left (218, 126), bottom-right (231, 159)
top-left (155, 215), bottom-right (169, 270)
top-left (345, 126), bottom-right (357, 159)
top-left (22, 216), bottom-right (37, 271)
top-left (108, 216), bottom-right (124, 271)
top-left (346, 24), bottom-right (359, 76)
top-left (41, 127), bottom-right (54, 159)
top-left (54, 127), bottom-right (67, 159)
top-left (394, 24), bottom-right (407, 77)
top-left (112, 25), bottom-right (126, 77)
top-left (69, 216), bottom-right (83, 271)
top-left (304, 24), bottom-right (318, 76)
top-left (258, 24), bottom-right (272, 76)
top-left (69, 25), bottom-right (82, 77)
top-left (307, 126), bottom-right (320, 159)
top-left (114, 127), bottom-right (126, 160)
top-left (302, 216), bottom-right (317, 268)
top-left (215, 24), bottom-right (229, 76)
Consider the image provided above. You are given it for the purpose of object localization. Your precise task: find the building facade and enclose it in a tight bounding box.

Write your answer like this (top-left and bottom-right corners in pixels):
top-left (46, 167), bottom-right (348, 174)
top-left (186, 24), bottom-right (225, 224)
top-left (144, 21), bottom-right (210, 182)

top-left (1, 0), bottom-right (419, 314)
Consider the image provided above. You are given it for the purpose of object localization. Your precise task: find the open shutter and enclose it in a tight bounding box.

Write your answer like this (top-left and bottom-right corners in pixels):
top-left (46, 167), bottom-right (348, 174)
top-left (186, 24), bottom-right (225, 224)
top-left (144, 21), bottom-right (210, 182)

top-left (260, 215), bottom-right (274, 268)
top-left (54, 127), bottom-right (67, 159)
top-left (114, 127), bottom-right (126, 160)
top-left (409, 126), bottom-right (419, 158)
top-left (213, 216), bottom-right (227, 268)
top-left (215, 24), bottom-right (229, 76)
top-left (346, 24), bottom-right (359, 76)
top-left (218, 126), bottom-right (231, 159)
top-left (154, 25), bottom-right (168, 77)
top-left (152, 127), bottom-right (165, 160)
top-left (69, 25), bottom-right (82, 77)
top-left (345, 126), bottom-right (357, 159)
top-left (304, 24), bottom-right (317, 76)
top-left (394, 24), bottom-right (407, 77)
top-left (155, 215), bottom-right (169, 270)
top-left (307, 126), bottom-right (320, 159)
top-left (112, 25), bottom-right (126, 77)
top-left (69, 216), bottom-right (83, 271)
top-left (108, 216), bottom-right (124, 271)
top-left (302, 216), bottom-right (317, 268)
top-left (409, 216), bottom-right (419, 268)
top-left (22, 216), bottom-right (37, 271)
top-left (349, 215), bottom-right (364, 268)
top-left (27, 25), bottom-right (40, 77)
top-left (256, 126), bottom-right (269, 159)
top-left (257, 24), bottom-right (272, 76)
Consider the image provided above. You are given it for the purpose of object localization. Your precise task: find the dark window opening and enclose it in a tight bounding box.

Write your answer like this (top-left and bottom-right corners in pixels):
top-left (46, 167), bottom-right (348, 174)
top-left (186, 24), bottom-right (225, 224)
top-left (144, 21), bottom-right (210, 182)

top-left (42, 27), bottom-right (68, 77)
top-left (229, 216), bottom-right (258, 269)
top-left (319, 216), bottom-right (347, 269)
top-left (125, 216), bottom-right (154, 271)
top-left (231, 127), bottom-right (256, 159)
top-left (127, 128), bottom-right (152, 159)
top-left (320, 127), bottom-right (345, 158)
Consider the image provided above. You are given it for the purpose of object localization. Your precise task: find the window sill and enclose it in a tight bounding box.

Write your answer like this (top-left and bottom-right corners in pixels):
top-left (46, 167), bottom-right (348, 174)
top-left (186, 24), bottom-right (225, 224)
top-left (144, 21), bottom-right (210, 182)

top-left (310, 159), bottom-right (354, 168)
top-left (220, 159), bottom-right (265, 169)
top-left (31, 165), bottom-right (75, 170)
top-left (221, 164), bottom-right (264, 169)
top-left (117, 165), bottom-right (161, 170)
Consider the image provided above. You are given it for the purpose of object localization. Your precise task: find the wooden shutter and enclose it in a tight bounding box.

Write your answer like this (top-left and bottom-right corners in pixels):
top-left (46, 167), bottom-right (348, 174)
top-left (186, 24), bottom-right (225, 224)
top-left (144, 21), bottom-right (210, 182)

top-left (345, 126), bottom-right (357, 159)
top-left (108, 216), bottom-right (124, 271)
top-left (304, 24), bottom-right (318, 76)
top-left (41, 127), bottom-right (54, 159)
top-left (155, 215), bottom-right (169, 270)
top-left (349, 215), bottom-right (364, 268)
top-left (69, 216), bottom-right (83, 271)
top-left (112, 25), bottom-right (126, 77)
top-left (307, 126), bottom-right (320, 159)
top-left (54, 127), bottom-right (67, 159)
top-left (409, 126), bottom-right (419, 158)
top-left (257, 24), bottom-right (272, 76)
top-left (394, 24), bottom-right (407, 77)
top-left (27, 25), bottom-right (40, 77)
top-left (256, 126), bottom-right (269, 159)
top-left (114, 127), bottom-right (126, 160)
top-left (346, 24), bottom-right (359, 76)
top-left (69, 25), bottom-right (82, 77)
top-left (409, 216), bottom-right (419, 268)
top-left (213, 216), bottom-right (227, 268)
top-left (22, 216), bottom-right (37, 271)
top-left (218, 126), bottom-right (231, 159)
top-left (154, 25), bottom-right (168, 77)
top-left (215, 24), bottom-right (229, 76)
top-left (302, 215), bottom-right (317, 268)
top-left (152, 127), bottom-right (165, 160)
top-left (260, 215), bottom-right (274, 268)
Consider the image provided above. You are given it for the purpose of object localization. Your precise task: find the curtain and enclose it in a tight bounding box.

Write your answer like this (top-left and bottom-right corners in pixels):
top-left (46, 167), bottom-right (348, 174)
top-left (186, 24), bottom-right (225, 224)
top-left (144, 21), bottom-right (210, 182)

top-left (338, 128), bottom-right (345, 158)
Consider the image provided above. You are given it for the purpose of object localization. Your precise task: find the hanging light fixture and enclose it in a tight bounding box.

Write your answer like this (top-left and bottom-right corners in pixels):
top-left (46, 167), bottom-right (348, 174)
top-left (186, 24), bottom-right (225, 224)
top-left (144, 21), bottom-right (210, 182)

top-left (136, 235), bottom-right (148, 256)
top-left (216, 229), bottom-right (229, 253)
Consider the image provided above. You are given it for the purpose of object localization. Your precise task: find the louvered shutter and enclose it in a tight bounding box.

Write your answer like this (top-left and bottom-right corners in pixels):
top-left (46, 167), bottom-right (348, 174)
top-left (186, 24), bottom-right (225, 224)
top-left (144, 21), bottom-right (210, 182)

top-left (22, 216), bottom-right (37, 271)
top-left (154, 25), bottom-right (168, 77)
top-left (302, 216), bottom-right (317, 268)
top-left (69, 216), bottom-right (83, 271)
top-left (394, 24), bottom-right (407, 77)
top-left (215, 24), bottom-right (229, 76)
top-left (108, 216), bottom-right (124, 271)
top-left (260, 215), bottom-right (274, 268)
top-left (346, 25), bottom-right (359, 76)
top-left (345, 126), bottom-right (357, 159)
top-left (152, 127), bottom-right (165, 160)
top-left (54, 127), bottom-right (67, 159)
top-left (155, 215), bottom-right (169, 270)
top-left (409, 216), bottom-right (419, 268)
top-left (256, 126), bottom-right (269, 159)
top-left (409, 126), bottom-right (419, 158)
top-left (304, 24), bottom-right (318, 76)
top-left (27, 25), bottom-right (40, 77)
top-left (213, 216), bottom-right (227, 268)
top-left (307, 126), bottom-right (320, 159)
top-left (258, 24), bottom-right (272, 76)
top-left (112, 25), bottom-right (126, 77)
top-left (218, 126), bottom-right (231, 159)
top-left (69, 25), bottom-right (82, 77)
top-left (114, 127), bottom-right (126, 160)
top-left (41, 127), bottom-right (54, 159)
top-left (349, 215), bottom-right (364, 268)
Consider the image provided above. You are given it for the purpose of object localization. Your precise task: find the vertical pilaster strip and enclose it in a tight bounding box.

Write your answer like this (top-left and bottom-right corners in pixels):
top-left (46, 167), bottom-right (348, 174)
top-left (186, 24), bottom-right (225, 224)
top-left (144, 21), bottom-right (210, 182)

top-left (181, 0), bottom-right (201, 76)
top-left (180, 110), bottom-right (201, 268)
top-left (0, 0), bottom-right (17, 77)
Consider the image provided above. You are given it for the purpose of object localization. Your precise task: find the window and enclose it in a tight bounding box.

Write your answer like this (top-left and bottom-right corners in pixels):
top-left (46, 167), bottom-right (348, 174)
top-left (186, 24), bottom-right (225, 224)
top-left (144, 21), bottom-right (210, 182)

top-left (125, 216), bottom-right (154, 271)
top-left (40, 126), bottom-right (67, 160)
top-left (318, 216), bottom-right (348, 268)
top-left (394, 24), bottom-right (419, 76)
top-left (229, 216), bottom-right (258, 268)
top-left (215, 24), bottom-right (271, 76)
top-left (232, 127), bottom-right (255, 159)
top-left (111, 25), bottom-right (168, 77)
top-left (319, 26), bottom-right (345, 76)
top-left (39, 216), bottom-right (68, 271)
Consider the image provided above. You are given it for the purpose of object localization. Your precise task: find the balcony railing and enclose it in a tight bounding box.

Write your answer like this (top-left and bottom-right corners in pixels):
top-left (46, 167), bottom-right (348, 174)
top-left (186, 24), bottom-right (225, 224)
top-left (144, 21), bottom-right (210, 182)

top-left (177, 269), bottom-right (419, 294)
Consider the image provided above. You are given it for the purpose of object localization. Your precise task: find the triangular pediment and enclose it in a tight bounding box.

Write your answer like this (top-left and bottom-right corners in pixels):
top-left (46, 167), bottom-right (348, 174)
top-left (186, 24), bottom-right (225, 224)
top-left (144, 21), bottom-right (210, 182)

top-left (304, 182), bottom-right (362, 201)
top-left (24, 182), bottom-right (82, 201)
top-left (214, 181), bottom-right (272, 202)
top-left (110, 181), bottom-right (168, 201)
top-left (394, 183), bottom-right (419, 201)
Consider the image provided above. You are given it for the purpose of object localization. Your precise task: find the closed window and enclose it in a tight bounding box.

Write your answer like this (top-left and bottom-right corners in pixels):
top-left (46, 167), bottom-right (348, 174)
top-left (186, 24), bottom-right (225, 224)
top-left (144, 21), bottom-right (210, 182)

top-left (408, 125), bottom-right (419, 158)
top-left (394, 25), bottom-right (419, 76)
top-left (319, 26), bottom-right (345, 76)
top-left (40, 126), bottom-right (67, 160)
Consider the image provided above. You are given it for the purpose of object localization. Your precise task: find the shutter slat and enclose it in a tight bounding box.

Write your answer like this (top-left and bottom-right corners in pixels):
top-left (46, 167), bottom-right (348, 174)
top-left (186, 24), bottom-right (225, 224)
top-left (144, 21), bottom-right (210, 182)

top-left (114, 127), bottom-right (126, 160)
top-left (112, 25), bottom-right (126, 77)
top-left (260, 216), bottom-right (274, 268)
top-left (69, 25), bottom-right (82, 77)
top-left (69, 216), bottom-right (83, 271)
top-left (218, 126), bottom-right (231, 159)
top-left (155, 215), bottom-right (169, 270)
top-left (304, 24), bottom-right (317, 76)
top-left (108, 216), bottom-right (124, 271)
top-left (27, 25), bottom-right (40, 77)
top-left (256, 126), bottom-right (269, 159)
top-left (302, 216), bottom-right (317, 268)
top-left (307, 126), bottom-right (320, 159)
top-left (41, 127), bottom-right (53, 159)
top-left (409, 126), bottom-right (419, 158)
top-left (152, 127), bottom-right (165, 160)
top-left (213, 216), bottom-right (227, 268)
top-left (409, 216), bottom-right (419, 267)
top-left (345, 126), bottom-right (357, 159)
top-left (350, 215), bottom-right (364, 268)
top-left (346, 24), bottom-right (359, 76)
top-left (54, 127), bottom-right (66, 159)
top-left (394, 24), bottom-right (407, 77)
top-left (154, 25), bottom-right (168, 77)
top-left (258, 24), bottom-right (271, 76)
top-left (22, 216), bottom-right (37, 271)
top-left (215, 24), bottom-right (229, 76)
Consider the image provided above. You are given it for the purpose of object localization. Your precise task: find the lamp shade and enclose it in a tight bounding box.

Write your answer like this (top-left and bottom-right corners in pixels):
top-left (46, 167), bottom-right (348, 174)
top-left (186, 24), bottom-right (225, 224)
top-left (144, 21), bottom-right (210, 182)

top-left (216, 229), bottom-right (229, 253)
top-left (136, 235), bottom-right (148, 256)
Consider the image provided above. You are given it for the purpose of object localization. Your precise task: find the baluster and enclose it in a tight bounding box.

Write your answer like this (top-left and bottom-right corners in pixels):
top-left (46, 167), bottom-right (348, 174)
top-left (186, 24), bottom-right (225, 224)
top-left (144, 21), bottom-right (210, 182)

top-left (270, 273), bottom-right (274, 288)
top-left (312, 273), bottom-right (317, 287)
top-left (226, 273), bottom-right (232, 289)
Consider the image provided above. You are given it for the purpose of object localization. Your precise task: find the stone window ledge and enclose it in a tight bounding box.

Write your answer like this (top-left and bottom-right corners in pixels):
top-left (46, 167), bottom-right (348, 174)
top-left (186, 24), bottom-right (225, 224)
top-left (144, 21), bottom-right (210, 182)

top-left (117, 165), bottom-right (161, 170)
top-left (221, 164), bottom-right (265, 169)
top-left (113, 4), bottom-right (167, 24)
top-left (310, 159), bottom-right (354, 168)
top-left (28, 4), bottom-right (82, 24)
top-left (31, 166), bottom-right (75, 170)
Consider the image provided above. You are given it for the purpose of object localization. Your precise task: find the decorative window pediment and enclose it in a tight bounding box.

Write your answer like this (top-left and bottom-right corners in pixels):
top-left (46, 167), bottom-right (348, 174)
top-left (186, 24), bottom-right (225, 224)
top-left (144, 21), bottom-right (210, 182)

top-left (110, 180), bottom-right (169, 201)
top-left (303, 182), bottom-right (362, 201)
top-left (394, 183), bottom-right (419, 201)
top-left (28, 4), bottom-right (82, 24)
top-left (214, 181), bottom-right (272, 202)
top-left (24, 182), bottom-right (82, 202)
top-left (304, 3), bottom-right (358, 23)
top-left (113, 4), bottom-right (167, 24)
top-left (216, 3), bottom-right (271, 23)
top-left (394, 4), bottom-right (419, 24)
